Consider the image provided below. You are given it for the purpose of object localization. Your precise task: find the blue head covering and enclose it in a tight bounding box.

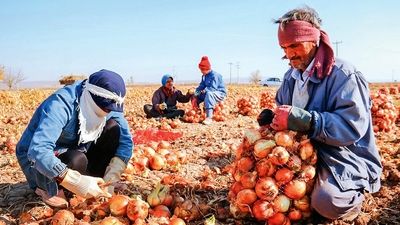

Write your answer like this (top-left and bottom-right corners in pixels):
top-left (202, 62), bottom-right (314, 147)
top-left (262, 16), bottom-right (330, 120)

top-left (88, 69), bottom-right (126, 112)
top-left (161, 74), bottom-right (173, 86)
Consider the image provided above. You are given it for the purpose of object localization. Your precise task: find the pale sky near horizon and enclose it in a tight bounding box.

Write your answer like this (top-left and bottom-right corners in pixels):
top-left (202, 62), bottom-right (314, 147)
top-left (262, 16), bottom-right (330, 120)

top-left (1, 0), bottom-right (399, 84)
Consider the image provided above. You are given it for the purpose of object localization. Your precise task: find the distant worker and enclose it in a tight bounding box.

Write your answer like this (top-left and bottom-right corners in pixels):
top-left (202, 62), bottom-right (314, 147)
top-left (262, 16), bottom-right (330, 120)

top-left (144, 74), bottom-right (194, 119)
top-left (192, 56), bottom-right (227, 125)
top-left (16, 69), bottom-right (133, 208)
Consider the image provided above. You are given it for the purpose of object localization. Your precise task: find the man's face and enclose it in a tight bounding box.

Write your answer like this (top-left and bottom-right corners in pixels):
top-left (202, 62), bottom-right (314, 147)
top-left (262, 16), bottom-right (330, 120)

top-left (200, 69), bottom-right (210, 75)
top-left (165, 78), bottom-right (174, 89)
top-left (281, 41), bottom-right (317, 71)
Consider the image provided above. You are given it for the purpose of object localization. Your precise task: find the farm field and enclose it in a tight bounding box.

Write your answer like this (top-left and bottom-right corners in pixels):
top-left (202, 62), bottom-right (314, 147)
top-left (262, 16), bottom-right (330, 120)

top-left (0, 84), bottom-right (399, 225)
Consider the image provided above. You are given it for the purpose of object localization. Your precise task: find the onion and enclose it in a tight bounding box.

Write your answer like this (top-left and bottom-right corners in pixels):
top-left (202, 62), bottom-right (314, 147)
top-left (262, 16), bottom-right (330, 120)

top-left (237, 157), bottom-right (255, 172)
top-left (255, 177), bottom-right (279, 201)
top-left (256, 159), bottom-right (276, 177)
top-left (288, 209), bottom-right (302, 221)
top-left (299, 165), bottom-right (316, 181)
top-left (231, 181), bottom-right (245, 195)
top-left (126, 196), bottom-right (149, 221)
top-left (294, 196), bottom-right (310, 212)
top-left (269, 146), bottom-right (290, 166)
top-left (299, 140), bottom-right (314, 160)
top-left (235, 189), bottom-right (258, 212)
top-left (149, 154), bottom-right (165, 170)
top-left (273, 195), bottom-right (291, 213)
top-left (267, 212), bottom-right (290, 225)
top-left (169, 216), bottom-right (186, 225)
top-left (286, 155), bottom-right (302, 172)
top-left (275, 168), bottom-right (294, 185)
top-left (150, 205), bottom-right (171, 218)
top-left (51, 210), bottom-right (74, 225)
top-left (99, 216), bottom-right (123, 225)
top-left (253, 139), bottom-right (276, 159)
top-left (158, 140), bottom-right (171, 149)
top-left (274, 131), bottom-right (294, 147)
top-left (229, 203), bottom-right (249, 219)
top-left (284, 179), bottom-right (306, 200)
top-left (244, 129), bottom-right (262, 146)
top-left (252, 200), bottom-right (275, 221)
top-left (240, 171), bottom-right (258, 189)
top-left (143, 146), bottom-right (156, 157)
top-left (108, 195), bottom-right (130, 216)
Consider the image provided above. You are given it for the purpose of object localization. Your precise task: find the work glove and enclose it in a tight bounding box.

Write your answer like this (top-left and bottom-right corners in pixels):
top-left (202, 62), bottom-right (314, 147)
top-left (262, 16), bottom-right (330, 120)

top-left (103, 157), bottom-right (127, 195)
top-left (159, 102), bottom-right (167, 110)
top-left (271, 105), bottom-right (312, 132)
top-left (60, 169), bottom-right (111, 198)
top-left (257, 108), bottom-right (275, 126)
top-left (191, 97), bottom-right (199, 110)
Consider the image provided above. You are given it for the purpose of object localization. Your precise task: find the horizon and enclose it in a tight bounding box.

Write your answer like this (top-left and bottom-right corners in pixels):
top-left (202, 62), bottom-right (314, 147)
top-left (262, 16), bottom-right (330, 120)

top-left (1, 1), bottom-right (399, 84)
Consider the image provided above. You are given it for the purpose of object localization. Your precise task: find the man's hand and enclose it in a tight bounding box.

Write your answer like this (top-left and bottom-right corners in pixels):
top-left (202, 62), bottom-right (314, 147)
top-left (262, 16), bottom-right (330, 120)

top-left (271, 105), bottom-right (312, 132)
top-left (60, 169), bottom-right (111, 198)
top-left (159, 102), bottom-right (167, 110)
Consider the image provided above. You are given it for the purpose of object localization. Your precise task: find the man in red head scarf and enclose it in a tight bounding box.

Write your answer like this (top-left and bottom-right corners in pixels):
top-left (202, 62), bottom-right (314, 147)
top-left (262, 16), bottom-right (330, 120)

top-left (258, 6), bottom-right (381, 221)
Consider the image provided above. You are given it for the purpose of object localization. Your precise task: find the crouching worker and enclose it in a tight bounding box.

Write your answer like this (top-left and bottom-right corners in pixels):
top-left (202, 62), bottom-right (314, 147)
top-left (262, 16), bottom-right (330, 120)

top-left (16, 69), bottom-right (133, 208)
top-left (192, 56), bottom-right (227, 125)
top-left (144, 74), bottom-right (193, 119)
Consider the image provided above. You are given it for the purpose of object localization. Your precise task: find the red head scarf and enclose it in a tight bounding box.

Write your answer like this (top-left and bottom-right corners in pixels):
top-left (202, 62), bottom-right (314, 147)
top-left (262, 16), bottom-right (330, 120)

top-left (278, 20), bottom-right (335, 79)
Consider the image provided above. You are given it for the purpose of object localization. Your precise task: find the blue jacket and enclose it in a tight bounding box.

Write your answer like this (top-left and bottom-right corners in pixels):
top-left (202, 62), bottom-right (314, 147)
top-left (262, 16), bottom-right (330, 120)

top-left (196, 70), bottom-right (227, 95)
top-left (276, 58), bottom-right (382, 193)
top-left (16, 81), bottom-right (133, 195)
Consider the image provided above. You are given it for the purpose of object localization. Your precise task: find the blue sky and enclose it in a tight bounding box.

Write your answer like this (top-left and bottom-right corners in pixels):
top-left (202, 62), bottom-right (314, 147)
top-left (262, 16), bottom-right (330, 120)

top-left (0, 0), bottom-right (399, 84)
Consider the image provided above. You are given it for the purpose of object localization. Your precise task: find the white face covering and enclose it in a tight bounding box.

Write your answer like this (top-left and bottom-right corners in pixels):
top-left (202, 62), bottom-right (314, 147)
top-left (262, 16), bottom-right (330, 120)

top-left (78, 81), bottom-right (125, 144)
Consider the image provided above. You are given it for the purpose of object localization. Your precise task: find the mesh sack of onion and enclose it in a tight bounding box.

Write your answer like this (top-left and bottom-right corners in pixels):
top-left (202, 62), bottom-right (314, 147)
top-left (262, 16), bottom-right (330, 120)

top-left (228, 127), bottom-right (317, 224)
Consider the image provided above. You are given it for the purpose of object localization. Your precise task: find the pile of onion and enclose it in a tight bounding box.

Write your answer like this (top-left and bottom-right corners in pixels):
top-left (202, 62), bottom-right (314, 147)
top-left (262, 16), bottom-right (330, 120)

top-left (237, 97), bottom-right (259, 116)
top-left (182, 108), bottom-right (206, 123)
top-left (370, 92), bottom-right (398, 132)
top-left (259, 91), bottom-right (276, 109)
top-left (228, 128), bottom-right (317, 223)
top-left (123, 140), bottom-right (186, 178)
top-left (212, 101), bottom-right (230, 122)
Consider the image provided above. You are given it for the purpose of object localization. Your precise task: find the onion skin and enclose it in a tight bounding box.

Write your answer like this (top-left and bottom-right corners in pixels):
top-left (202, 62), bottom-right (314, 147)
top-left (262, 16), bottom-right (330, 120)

top-left (109, 195), bottom-right (130, 216)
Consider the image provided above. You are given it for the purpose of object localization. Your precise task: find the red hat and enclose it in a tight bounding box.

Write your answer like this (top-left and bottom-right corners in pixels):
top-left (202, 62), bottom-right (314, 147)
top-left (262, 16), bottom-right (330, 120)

top-left (198, 56), bottom-right (211, 70)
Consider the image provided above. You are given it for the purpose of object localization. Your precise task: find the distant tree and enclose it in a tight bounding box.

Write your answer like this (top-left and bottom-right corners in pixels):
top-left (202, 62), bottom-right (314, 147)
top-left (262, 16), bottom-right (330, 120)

top-left (249, 70), bottom-right (262, 85)
top-left (0, 65), bottom-right (4, 81)
top-left (3, 69), bottom-right (26, 89)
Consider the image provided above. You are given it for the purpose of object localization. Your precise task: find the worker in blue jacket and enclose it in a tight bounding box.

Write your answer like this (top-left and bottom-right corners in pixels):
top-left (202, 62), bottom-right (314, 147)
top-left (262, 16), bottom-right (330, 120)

top-left (16, 69), bottom-right (133, 208)
top-left (192, 56), bottom-right (227, 125)
top-left (258, 7), bottom-right (382, 221)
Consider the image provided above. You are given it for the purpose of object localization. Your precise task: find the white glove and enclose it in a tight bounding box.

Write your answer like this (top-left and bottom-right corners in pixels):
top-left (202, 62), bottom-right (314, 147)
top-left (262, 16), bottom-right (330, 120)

top-left (60, 169), bottom-right (111, 198)
top-left (159, 102), bottom-right (167, 110)
top-left (103, 157), bottom-right (127, 195)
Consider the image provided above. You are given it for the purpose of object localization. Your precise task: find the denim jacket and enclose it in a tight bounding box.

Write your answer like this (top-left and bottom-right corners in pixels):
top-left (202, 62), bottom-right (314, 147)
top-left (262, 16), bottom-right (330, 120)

top-left (16, 81), bottom-right (133, 196)
top-left (196, 70), bottom-right (227, 95)
top-left (276, 58), bottom-right (382, 193)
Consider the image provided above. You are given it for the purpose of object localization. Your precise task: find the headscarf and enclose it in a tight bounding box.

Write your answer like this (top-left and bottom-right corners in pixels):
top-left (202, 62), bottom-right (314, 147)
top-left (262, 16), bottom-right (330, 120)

top-left (278, 20), bottom-right (335, 79)
top-left (78, 70), bottom-right (126, 144)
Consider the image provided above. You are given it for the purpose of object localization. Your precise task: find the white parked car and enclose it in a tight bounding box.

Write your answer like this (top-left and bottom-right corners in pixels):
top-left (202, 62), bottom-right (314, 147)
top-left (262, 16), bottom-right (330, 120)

top-left (261, 77), bottom-right (282, 87)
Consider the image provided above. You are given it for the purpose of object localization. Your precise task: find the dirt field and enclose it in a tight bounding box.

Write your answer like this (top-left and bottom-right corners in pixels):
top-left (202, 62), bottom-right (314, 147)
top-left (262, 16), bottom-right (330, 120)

top-left (0, 84), bottom-right (399, 225)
